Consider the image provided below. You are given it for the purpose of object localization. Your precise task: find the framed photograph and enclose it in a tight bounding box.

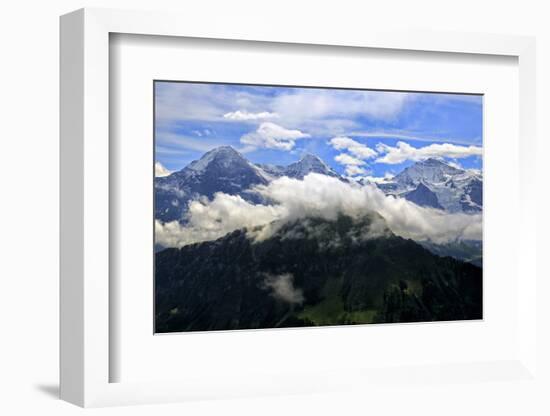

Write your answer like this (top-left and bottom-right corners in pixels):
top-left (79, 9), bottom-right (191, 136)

top-left (153, 81), bottom-right (484, 334)
top-left (60, 8), bottom-right (538, 408)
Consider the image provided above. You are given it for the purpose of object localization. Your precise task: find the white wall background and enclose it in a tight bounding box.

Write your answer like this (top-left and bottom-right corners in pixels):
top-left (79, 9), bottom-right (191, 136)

top-left (0, 1), bottom-right (548, 415)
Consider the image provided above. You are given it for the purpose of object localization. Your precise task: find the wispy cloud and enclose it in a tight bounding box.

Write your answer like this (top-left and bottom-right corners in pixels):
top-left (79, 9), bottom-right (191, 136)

top-left (352, 131), bottom-right (481, 146)
top-left (155, 145), bottom-right (191, 156)
top-left (156, 131), bottom-right (233, 153)
top-left (271, 89), bottom-right (412, 124)
top-left (155, 83), bottom-right (228, 123)
top-left (223, 110), bottom-right (279, 121)
top-left (155, 82), bottom-right (415, 138)
top-left (262, 273), bottom-right (304, 305)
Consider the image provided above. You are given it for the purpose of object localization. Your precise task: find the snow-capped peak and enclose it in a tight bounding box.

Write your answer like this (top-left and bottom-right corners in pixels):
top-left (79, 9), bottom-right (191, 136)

top-left (284, 153), bottom-right (339, 179)
top-left (187, 146), bottom-right (247, 173)
top-left (394, 157), bottom-right (463, 186)
top-left (379, 158), bottom-right (482, 213)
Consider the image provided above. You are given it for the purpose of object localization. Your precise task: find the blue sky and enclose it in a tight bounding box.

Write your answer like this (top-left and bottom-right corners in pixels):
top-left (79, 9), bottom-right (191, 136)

top-left (155, 81), bottom-right (482, 179)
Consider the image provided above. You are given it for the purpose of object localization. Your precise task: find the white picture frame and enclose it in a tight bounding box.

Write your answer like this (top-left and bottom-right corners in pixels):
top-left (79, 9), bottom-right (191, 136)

top-left (60, 7), bottom-right (538, 408)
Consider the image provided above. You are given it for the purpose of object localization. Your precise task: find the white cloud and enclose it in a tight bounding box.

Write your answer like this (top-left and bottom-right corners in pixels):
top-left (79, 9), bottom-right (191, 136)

top-left (263, 273), bottom-right (304, 305)
top-left (223, 110), bottom-right (279, 121)
top-left (362, 173), bottom-right (395, 184)
top-left (156, 174), bottom-right (482, 248)
top-left (330, 136), bottom-right (377, 177)
top-left (376, 141), bottom-right (483, 164)
top-left (155, 162), bottom-right (172, 177)
top-left (240, 122), bottom-right (310, 151)
top-left (334, 153), bottom-right (365, 167)
top-left (344, 165), bottom-right (368, 176)
top-left (330, 136), bottom-right (377, 160)
top-left (155, 193), bottom-right (286, 248)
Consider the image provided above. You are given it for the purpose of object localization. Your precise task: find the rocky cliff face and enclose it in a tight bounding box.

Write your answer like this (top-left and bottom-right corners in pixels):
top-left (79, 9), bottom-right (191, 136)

top-left (404, 182), bottom-right (444, 209)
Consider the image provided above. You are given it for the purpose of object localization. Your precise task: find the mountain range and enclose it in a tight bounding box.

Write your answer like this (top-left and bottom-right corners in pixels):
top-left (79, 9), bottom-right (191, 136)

top-left (155, 147), bottom-right (344, 223)
top-left (155, 146), bottom-right (483, 224)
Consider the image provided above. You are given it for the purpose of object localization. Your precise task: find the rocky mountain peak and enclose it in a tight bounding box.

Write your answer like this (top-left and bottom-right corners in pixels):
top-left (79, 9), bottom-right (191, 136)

top-left (187, 146), bottom-right (247, 172)
top-left (285, 153), bottom-right (339, 179)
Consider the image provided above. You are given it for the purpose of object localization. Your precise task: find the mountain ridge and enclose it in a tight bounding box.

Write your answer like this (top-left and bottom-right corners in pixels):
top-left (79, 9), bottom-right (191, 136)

top-left (155, 146), bottom-right (483, 263)
top-left (156, 147), bottom-right (343, 223)
top-left (157, 146), bottom-right (483, 220)
top-left (155, 146), bottom-right (269, 222)
top-left (155, 213), bottom-right (482, 332)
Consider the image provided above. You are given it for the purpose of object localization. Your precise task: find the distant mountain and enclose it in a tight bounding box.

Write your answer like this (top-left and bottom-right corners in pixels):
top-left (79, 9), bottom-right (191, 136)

top-left (155, 214), bottom-right (482, 332)
top-left (459, 177), bottom-right (482, 212)
top-left (155, 149), bottom-right (482, 261)
top-left (284, 154), bottom-right (340, 179)
top-left (156, 148), bottom-right (342, 223)
top-left (395, 157), bottom-right (463, 185)
top-left (376, 158), bottom-right (482, 213)
top-left (155, 146), bottom-right (270, 223)
top-left (419, 239), bottom-right (482, 268)
top-left (156, 149), bottom-right (483, 224)
top-left (257, 153), bottom-right (340, 180)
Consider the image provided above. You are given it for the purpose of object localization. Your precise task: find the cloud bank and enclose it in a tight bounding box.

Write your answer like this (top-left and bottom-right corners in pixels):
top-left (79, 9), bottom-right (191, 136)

top-left (155, 193), bottom-right (285, 247)
top-left (155, 174), bottom-right (482, 248)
